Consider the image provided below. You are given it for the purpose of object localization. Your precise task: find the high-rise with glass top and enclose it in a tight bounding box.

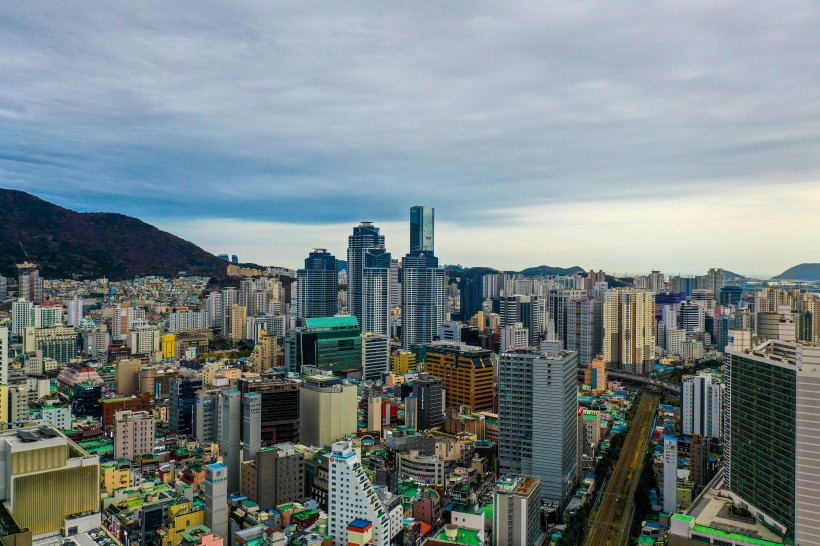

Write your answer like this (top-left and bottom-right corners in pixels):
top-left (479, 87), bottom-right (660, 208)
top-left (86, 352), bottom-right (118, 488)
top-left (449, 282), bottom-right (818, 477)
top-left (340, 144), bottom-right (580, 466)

top-left (410, 205), bottom-right (434, 254)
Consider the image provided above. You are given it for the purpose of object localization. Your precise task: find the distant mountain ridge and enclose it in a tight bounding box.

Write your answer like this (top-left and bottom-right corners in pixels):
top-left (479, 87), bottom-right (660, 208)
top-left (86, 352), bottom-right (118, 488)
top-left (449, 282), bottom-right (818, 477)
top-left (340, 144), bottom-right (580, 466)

top-left (773, 263), bottom-right (820, 281)
top-left (0, 189), bottom-right (229, 280)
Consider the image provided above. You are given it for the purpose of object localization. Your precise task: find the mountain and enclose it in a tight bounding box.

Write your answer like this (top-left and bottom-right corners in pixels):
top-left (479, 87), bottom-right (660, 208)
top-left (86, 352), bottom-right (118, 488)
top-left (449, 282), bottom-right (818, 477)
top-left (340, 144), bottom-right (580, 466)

top-left (773, 263), bottom-right (820, 281)
top-left (0, 189), bottom-right (229, 280)
top-left (520, 265), bottom-right (585, 277)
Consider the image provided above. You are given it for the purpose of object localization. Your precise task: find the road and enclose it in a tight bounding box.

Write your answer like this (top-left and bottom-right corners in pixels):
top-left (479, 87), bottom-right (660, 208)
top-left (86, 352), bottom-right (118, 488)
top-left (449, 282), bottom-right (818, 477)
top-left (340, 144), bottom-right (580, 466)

top-left (583, 392), bottom-right (659, 546)
top-left (605, 370), bottom-right (680, 395)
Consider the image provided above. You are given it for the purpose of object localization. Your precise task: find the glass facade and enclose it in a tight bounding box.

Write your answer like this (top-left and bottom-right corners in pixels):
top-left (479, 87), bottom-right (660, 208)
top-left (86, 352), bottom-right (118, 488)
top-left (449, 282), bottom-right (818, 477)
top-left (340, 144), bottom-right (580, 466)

top-left (730, 353), bottom-right (796, 534)
top-left (410, 206), bottom-right (434, 254)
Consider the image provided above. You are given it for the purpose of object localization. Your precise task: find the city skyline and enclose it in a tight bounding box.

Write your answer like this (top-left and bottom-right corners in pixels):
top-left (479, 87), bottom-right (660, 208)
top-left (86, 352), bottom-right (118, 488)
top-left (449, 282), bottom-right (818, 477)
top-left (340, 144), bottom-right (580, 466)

top-left (1, 2), bottom-right (818, 277)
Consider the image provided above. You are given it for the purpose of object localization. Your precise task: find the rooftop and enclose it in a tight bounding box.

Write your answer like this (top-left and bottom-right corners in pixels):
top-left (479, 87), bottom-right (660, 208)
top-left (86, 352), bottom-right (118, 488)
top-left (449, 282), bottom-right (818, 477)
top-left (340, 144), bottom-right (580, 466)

top-left (682, 486), bottom-right (784, 545)
top-left (432, 526), bottom-right (482, 546)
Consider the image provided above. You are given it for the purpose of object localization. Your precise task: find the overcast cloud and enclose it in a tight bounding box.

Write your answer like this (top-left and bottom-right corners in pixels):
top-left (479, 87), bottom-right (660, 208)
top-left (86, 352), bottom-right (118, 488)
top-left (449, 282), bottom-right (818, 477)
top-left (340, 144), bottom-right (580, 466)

top-left (1, 1), bottom-right (818, 276)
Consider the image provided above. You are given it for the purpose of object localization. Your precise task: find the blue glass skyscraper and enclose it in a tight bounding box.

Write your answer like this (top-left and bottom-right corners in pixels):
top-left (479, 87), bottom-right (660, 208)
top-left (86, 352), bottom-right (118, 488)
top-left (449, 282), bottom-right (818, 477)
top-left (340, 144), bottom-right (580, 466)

top-left (410, 205), bottom-right (434, 254)
top-left (297, 248), bottom-right (338, 320)
top-left (347, 222), bottom-right (385, 325)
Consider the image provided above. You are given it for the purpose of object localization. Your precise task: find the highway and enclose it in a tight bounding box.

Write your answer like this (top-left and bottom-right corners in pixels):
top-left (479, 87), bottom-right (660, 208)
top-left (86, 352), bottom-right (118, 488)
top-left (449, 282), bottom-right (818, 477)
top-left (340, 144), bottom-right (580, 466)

top-left (605, 370), bottom-right (680, 395)
top-left (583, 392), bottom-right (659, 546)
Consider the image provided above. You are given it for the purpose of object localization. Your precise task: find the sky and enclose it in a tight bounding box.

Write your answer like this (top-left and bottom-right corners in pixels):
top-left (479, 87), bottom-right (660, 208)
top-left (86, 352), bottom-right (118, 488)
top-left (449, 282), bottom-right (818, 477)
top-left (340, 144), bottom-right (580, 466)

top-left (1, 1), bottom-right (818, 278)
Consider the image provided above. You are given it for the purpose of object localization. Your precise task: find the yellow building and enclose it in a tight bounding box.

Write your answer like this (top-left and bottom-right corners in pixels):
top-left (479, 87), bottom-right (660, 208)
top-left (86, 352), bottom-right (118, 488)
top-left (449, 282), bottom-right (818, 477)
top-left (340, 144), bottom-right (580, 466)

top-left (392, 350), bottom-right (417, 374)
top-left (423, 344), bottom-right (494, 410)
top-left (0, 385), bottom-right (8, 424)
top-left (102, 461), bottom-right (132, 494)
top-left (157, 499), bottom-right (206, 546)
top-left (162, 334), bottom-right (177, 359)
top-left (229, 304), bottom-right (248, 341)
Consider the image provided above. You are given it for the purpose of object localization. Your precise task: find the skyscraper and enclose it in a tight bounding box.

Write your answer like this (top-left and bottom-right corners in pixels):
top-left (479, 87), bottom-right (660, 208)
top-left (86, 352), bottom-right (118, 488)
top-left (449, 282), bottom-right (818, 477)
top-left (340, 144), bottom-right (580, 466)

top-left (499, 342), bottom-right (579, 505)
top-left (725, 334), bottom-right (820, 542)
top-left (603, 288), bottom-right (656, 374)
top-left (347, 222), bottom-right (385, 327)
top-left (0, 326), bottom-right (8, 386)
top-left (16, 262), bottom-right (42, 303)
top-left (362, 246), bottom-right (391, 336)
top-left (242, 392), bottom-right (262, 461)
top-left (204, 463), bottom-right (228, 538)
top-left (410, 205), bottom-right (434, 254)
top-left (169, 375), bottom-right (203, 436)
top-left (401, 251), bottom-right (446, 349)
top-left (681, 374), bottom-right (723, 439)
top-left (219, 389), bottom-right (242, 494)
top-left (566, 296), bottom-right (604, 367)
top-left (297, 248), bottom-right (339, 320)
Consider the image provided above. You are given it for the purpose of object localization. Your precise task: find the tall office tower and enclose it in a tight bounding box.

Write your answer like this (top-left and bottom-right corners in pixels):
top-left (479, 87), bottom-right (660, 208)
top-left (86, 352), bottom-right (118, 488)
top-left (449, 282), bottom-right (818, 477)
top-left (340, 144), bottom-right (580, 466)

top-left (410, 205), bottom-right (435, 254)
top-left (400, 251), bottom-right (447, 349)
top-left (66, 297), bottom-right (84, 326)
top-left (424, 343), bottom-right (494, 410)
top-left (289, 316), bottom-right (362, 375)
top-left (299, 375), bottom-right (358, 447)
top-left (329, 441), bottom-right (394, 546)
top-left (706, 267), bottom-right (727, 299)
top-left (347, 222), bottom-right (385, 326)
top-left (724, 335), bottom-right (820, 543)
top-left (16, 262), bottom-right (43, 303)
top-left (411, 374), bottom-right (444, 430)
top-left (237, 374), bottom-right (300, 445)
top-left (169, 375), bottom-right (203, 436)
top-left (720, 285), bottom-right (743, 307)
top-left (242, 392), bottom-right (262, 461)
top-left (566, 296), bottom-right (603, 367)
top-left (493, 475), bottom-right (542, 546)
top-left (499, 344), bottom-right (578, 505)
top-left (389, 258), bottom-right (401, 310)
top-left (0, 275), bottom-right (6, 299)
top-left (219, 389), bottom-right (242, 494)
top-left (682, 374), bottom-right (723, 439)
top-left (603, 288), bottom-right (656, 374)
top-left (206, 291), bottom-right (224, 330)
top-left (0, 326), bottom-right (8, 385)
top-left (362, 247), bottom-right (392, 335)
top-left (680, 302), bottom-right (705, 334)
top-left (241, 444), bottom-right (304, 510)
top-left (297, 249), bottom-right (339, 320)
top-left (0, 426), bottom-right (100, 536)
top-left (669, 275), bottom-right (694, 297)
top-left (204, 463), bottom-right (229, 538)
top-left (361, 332), bottom-right (389, 381)
top-left (239, 278), bottom-right (256, 314)
top-left (549, 289), bottom-right (586, 347)
top-left (114, 410), bottom-right (155, 460)
top-left (663, 435), bottom-right (678, 514)
top-left (195, 388), bottom-right (219, 443)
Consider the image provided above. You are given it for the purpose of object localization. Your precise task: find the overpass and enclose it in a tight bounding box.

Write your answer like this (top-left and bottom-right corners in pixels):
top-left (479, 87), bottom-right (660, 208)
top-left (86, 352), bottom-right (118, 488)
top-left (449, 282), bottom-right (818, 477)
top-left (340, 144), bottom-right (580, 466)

top-left (605, 370), bottom-right (680, 395)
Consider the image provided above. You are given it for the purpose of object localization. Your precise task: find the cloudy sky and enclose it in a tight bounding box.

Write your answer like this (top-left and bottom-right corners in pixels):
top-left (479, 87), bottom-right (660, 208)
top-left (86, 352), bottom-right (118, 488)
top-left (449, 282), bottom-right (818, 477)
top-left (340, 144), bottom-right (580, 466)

top-left (2, 1), bottom-right (818, 277)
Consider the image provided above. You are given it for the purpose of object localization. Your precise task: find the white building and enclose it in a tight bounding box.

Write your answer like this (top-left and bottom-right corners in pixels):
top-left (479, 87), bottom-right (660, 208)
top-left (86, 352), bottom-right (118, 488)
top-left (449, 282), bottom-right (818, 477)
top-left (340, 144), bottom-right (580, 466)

top-left (168, 311), bottom-right (208, 333)
top-left (67, 297), bottom-right (84, 327)
top-left (128, 326), bottom-right (161, 356)
top-left (204, 463), bottom-right (228, 538)
top-left (361, 332), bottom-right (389, 381)
top-left (0, 326), bottom-right (8, 385)
top-left (494, 475), bottom-right (542, 546)
top-left (682, 374), bottom-right (723, 439)
top-left (663, 435), bottom-right (678, 514)
top-left (500, 324), bottom-right (530, 351)
top-left (328, 440), bottom-right (392, 546)
top-left (38, 405), bottom-right (72, 430)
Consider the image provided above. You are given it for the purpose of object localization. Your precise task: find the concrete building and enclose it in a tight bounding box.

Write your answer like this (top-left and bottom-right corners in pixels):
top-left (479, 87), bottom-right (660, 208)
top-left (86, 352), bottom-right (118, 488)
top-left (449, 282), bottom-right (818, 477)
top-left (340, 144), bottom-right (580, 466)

top-left (0, 425), bottom-right (100, 536)
top-left (229, 304), bottom-right (248, 341)
top-left (499, 342), bottom-right (579, 505)
top-left (237, 374), bottom-right (301, 445)
top-left (204, 463), bottom-right (228, 539)
top-left (493, 475), bottom-right (542, 546)
top-left (299, 375), bottom-right (357, 447)
top-left (0, 326), bottom-right (8, 386)
top-left (361, 332), bottom-right (390, 381)
top-left (664, 435), bottom-right (678, 514)
top-left (23, 326), bottom-right (76, 364)
top-left (219, 389), bottom-right (242, 494)
top-left (169, 375), bottom-right (203, 437)
top-left (401, 251), bottom-right (447, 349)
top-left (682, 374), bottom-right (723, 439)
top-left (242, 392), bottom-right (262, 461)
top-left (566, 296), bottom-right (604, 367)
top-left (725, 335), bottom-right (820, 542)
top-left (240, 444), bottom-right (304, 510)
top-left (362, 247), bottom-right (392, 337)
top-left (114, 410), bottom-right (155, 460)
top-left (604, 288), bottom-right (656, 374)
top-left (584, 354), bottom-right (607, 394)
top-left (423, 343), bottom-right (494, 411)
top-left (500, 323), bottom-right (530, 351)
top-left (411, 374), bottom-right (444, 430)
top-left (328, 441), bottom-right (393, 546)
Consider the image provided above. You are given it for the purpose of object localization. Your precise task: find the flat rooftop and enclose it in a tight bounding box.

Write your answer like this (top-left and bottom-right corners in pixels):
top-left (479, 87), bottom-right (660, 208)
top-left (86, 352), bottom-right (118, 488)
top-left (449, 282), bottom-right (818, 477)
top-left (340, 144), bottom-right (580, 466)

top-left (685, 487), bottom-right (783, 544)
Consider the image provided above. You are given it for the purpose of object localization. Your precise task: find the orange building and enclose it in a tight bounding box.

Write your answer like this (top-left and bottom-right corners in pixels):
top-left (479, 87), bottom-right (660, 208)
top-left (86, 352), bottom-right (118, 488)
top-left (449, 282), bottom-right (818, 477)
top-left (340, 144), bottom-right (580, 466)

top-left (585, 354), bottom-right (607, 394)
top-left (423, 344), bottom-right (494, 410)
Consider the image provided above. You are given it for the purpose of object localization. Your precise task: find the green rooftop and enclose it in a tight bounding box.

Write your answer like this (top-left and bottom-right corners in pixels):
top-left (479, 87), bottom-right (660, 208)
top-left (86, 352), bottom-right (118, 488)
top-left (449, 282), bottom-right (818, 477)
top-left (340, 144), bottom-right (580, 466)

top-left (691, 524), bottom-right (783, 546)
top-left (433, 527), bottom-right (482, 546)
top-left (304, 315), bottom-right (359, 330)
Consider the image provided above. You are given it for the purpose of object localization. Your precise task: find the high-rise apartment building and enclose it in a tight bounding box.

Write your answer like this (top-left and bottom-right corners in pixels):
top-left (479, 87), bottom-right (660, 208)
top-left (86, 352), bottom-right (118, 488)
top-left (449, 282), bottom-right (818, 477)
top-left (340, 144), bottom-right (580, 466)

top-left (423, 343), bottom-right (494, 410)
top-left (550, 289), bottom-right (586, 347)
top-left (498, 342), bottom-right (578, 505)
top-left (17, 262), bottom-right (43, 303)
top-left (566, 296), bottom-right (604, 367)
top-left (493, 475), bottom-right (542, 546)
top-left (410, 205), bottom-right (434, 254)
top-left (229, 304), bottom-right (248, 341)
top-left (603, 288), bottom-right (656, 374)
top-left (347, 222), bottom-right (386, 327)
top-left (725, 334), bottom-right (820, 542)
top-left (706, 268), bottom-right (727, 300)
top-left (401, 252), bottom-right (447, 349)
top-left (499, 294), bottom-right (546, 346)
top-left (114, 410), bottom-right (155, 460)
top-left (681, 302), bottom-right (705, 334)
top-left (0, 326), bottom-right (8, 385)
top-left (681, 374), bottom-right (723, 439)
top-left (297, 249), bottom-right (339, 320)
